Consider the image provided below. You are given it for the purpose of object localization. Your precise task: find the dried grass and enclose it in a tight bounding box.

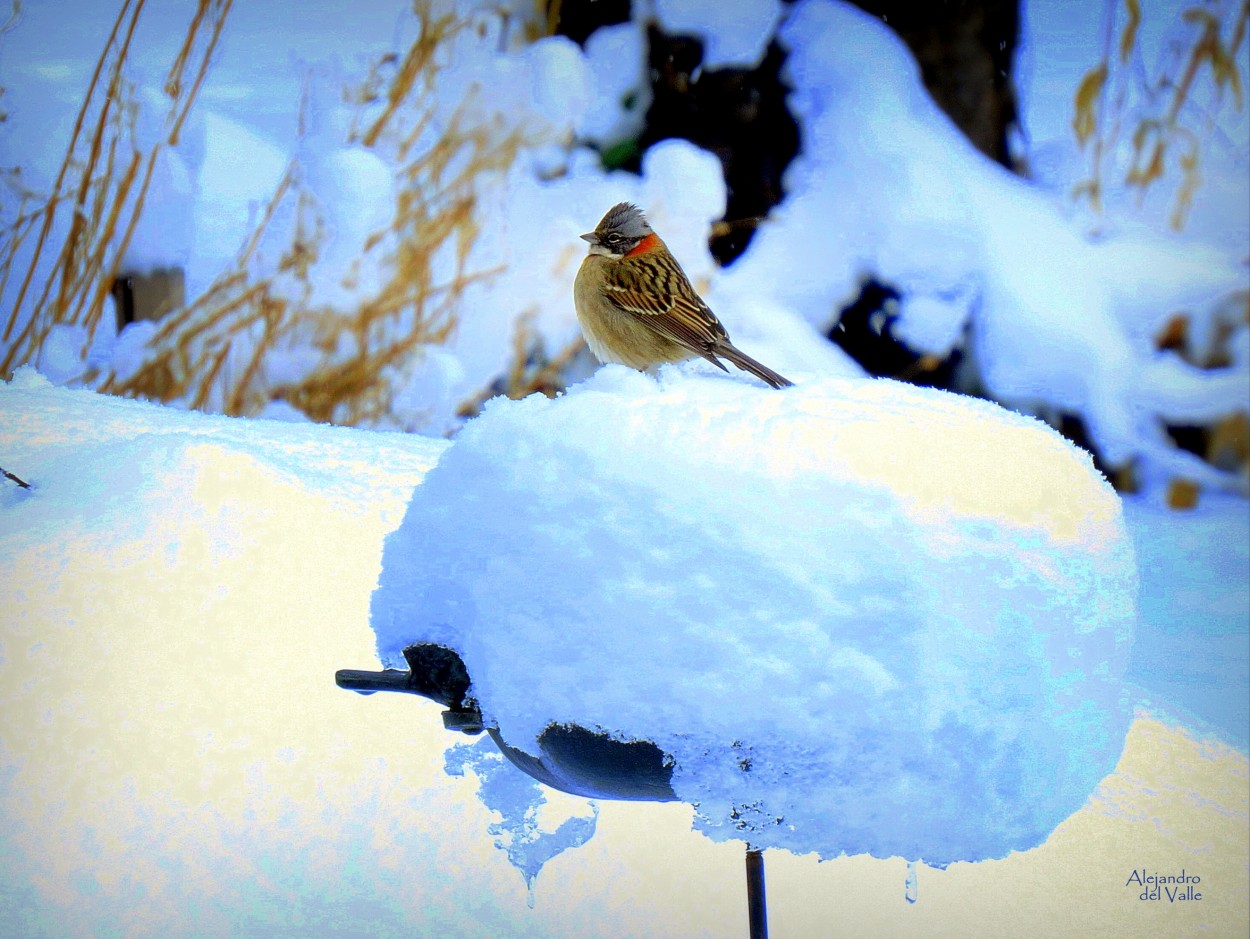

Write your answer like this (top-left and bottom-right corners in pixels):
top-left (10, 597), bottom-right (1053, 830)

top-left (5, 0), bottom-right (553, 426)
top-left (102, 2), bottom-right (541, 424)
top-left (1, 0), bottom-right (230, 379)
top-left (1072, 0), bottom-right (1248, 229)
top-left (1070, 0), bottom-right (1250, 504)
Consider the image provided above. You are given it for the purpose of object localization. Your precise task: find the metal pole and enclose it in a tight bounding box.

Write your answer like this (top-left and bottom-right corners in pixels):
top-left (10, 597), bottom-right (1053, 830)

top-left (746, 847), bottom-right (768, 939)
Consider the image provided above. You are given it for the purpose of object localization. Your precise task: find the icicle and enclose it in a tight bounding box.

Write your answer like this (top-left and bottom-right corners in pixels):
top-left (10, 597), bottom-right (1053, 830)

top-left (904, 860), bottom-right (919, 904)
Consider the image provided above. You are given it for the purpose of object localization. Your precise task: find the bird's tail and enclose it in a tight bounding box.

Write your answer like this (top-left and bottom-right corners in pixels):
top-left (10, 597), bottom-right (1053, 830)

top-left (716, 342), bottom-right (794, 389)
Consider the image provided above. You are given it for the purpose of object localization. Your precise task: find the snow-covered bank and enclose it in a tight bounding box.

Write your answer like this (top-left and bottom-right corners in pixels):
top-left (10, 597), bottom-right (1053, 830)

top-left (1, 373), bottom-right (1246, 936)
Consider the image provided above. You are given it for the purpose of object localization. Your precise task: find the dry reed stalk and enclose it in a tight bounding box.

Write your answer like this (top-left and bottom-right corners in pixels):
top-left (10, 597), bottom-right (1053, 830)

top-left (101, 1), bottom-right (544, 426)
top-left (0, 0), bottom-right (231, 380)
top-left (1072, 0), bottom-right (1248, 229)
top-left (1069, 0), bottom-right (1250, 503)
top-left (2, 0), bottom-right (141, 357)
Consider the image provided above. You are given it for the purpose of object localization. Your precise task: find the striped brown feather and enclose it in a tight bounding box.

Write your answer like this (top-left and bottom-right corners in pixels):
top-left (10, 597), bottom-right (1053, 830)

top-left (602, 242), bottom-right (729, 356)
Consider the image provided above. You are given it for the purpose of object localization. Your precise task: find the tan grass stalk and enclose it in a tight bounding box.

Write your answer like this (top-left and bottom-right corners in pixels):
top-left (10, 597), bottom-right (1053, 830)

top-left (102, 1), bottom-right (547, 427)
top-left (1072, 0), bottom-right (1249, 229)
top-left (1, 0), bottom-right (230, 378)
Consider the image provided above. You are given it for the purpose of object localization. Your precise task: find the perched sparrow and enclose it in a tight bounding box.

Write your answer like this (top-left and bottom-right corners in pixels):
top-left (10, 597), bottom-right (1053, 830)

top-left (573, 203), bottom-right (793, 389)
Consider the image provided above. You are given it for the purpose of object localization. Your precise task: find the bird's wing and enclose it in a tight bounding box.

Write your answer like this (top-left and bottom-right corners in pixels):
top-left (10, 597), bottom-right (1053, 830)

top-left (602, 254), bottom-right (729, 356)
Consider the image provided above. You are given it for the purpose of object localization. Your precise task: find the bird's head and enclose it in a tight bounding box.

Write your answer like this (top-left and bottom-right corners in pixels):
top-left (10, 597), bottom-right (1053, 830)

top-left (581, 202), bottom-right (654, 259)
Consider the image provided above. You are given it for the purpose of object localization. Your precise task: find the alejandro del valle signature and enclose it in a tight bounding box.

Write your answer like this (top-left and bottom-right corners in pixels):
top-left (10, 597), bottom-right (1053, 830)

top-left (1126, 869), bottom-right (1203, 902)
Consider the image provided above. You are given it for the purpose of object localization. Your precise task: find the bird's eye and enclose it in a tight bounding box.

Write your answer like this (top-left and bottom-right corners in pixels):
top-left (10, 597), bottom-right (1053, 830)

top-left (605, 232), bottom-right (621, 245)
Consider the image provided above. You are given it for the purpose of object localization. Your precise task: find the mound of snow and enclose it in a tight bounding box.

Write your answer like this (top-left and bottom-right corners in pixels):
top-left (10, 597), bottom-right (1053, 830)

top-left (370, 366), bottom-right (1137, 864)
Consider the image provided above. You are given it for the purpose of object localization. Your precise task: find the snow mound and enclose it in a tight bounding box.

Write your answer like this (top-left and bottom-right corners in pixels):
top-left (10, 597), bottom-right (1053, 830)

top-left (370, 365), bottom-right (1137, 864)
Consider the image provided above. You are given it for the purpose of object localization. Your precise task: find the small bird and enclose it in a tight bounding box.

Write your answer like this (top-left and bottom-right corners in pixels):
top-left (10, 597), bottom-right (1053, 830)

top-left (573, 203), bottom-right (793, 389)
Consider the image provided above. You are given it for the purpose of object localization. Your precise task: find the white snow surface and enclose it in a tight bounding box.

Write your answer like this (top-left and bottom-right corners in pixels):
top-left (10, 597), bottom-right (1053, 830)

top-left (370, 365), bottom-right (1138, 864)
top-left (578, 23), bottom-right (650, 147)
top-left (651, 0), bottom-right (785, 68)
top-left (2, 367), bottom-right (1245, 929)
top-left (0, 366), bottom-right (447, 512)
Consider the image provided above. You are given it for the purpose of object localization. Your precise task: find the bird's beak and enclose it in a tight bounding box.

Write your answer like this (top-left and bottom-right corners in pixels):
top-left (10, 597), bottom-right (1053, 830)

top-left (580, 232), bottom-right (599, 244)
